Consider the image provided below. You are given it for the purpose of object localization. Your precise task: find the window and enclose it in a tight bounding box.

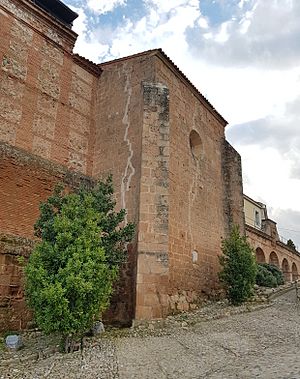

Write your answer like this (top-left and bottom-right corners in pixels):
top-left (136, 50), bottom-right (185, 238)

top-left (254, 210), bottom-right (261, 228)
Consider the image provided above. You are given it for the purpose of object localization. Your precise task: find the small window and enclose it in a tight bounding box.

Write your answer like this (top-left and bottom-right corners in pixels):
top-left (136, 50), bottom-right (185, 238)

top-left (254, 210), bottom-right (261, 227)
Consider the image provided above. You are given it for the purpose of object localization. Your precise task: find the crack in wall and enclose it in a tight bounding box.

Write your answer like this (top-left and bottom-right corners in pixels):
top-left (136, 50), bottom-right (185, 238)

top-left (120, 64), bottom-right (135, 224)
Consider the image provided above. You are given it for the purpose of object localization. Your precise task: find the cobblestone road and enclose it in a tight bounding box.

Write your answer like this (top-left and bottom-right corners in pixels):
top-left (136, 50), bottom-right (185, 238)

top-left (1, 289), bottom-right (300, 378)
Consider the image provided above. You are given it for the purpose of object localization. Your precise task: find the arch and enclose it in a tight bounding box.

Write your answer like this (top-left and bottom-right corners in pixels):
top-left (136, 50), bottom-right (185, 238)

top-left (292, 263), bottom-right (298, 282)
top-left (255, 247), bottom-right (265, 263)
top-left (282, 258), bottom-right (290, 282)
top-left (189, 130), bottom-right (202, 160)
top-left (269, 251), bottom-right (279, 267)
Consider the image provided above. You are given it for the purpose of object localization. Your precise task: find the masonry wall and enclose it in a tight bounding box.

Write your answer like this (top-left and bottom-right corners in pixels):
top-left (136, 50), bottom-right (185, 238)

top-left (0, 234), bottom-right (33, 331)
top-left (154, 56), bottom-right (233, 312)
top-left (0, 142), bottom-right (93, 331)
top-left (0, 0), bottom-right (99, 176)
top-left (135, 81), bottom-right (170, 319)
top-left (94, 55), bottom-right (156, 324)
top-left (246, 225), bottom-right (300, 282)
top-left (222, 141), bottom-right (245, 235)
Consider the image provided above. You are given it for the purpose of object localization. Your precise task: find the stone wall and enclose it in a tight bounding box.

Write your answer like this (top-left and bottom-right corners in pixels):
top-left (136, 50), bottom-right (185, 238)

top-left (98, 53), bottom-right (245, 319)
top-left (0, 0), bottom-right (100, 176)
top-left (96, 55), bottom-right (156, 324)
top-left (222, 140), bottom-right (245, 235)
top-left (135, 81), bottom-right (170, 319)
top-left (155, 55), bottom-right (230, 312)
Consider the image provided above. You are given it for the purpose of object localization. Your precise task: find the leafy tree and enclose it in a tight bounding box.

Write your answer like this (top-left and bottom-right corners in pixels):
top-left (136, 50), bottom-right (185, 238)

top-left (287, 239), bottom-right (296, 251)
top-left (34, 176), bottom-right (135, 267)
top-left (25, 176), bottom-right (134, 352)
top-left (219, 226), bottom-right (257, 305)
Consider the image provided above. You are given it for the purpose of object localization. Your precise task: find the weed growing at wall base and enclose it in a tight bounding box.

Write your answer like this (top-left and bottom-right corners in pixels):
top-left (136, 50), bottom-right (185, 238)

top-left (219, 226), bottom-right (257, 305)
top-left (24, 176), bottom-right (134, 352)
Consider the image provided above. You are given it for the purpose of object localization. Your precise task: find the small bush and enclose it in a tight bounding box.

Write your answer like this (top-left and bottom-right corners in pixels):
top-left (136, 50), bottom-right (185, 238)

top-left (256, 265), bottom-right (278, 287)
top-left (257, 263), bottom-right (284, 286)
top-left (219, 226), bottom-right (257, 305)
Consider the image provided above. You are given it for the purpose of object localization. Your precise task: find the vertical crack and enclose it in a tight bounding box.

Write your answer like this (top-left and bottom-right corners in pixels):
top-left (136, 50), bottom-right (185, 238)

top-left (120, 64), bottom-right (135, 224)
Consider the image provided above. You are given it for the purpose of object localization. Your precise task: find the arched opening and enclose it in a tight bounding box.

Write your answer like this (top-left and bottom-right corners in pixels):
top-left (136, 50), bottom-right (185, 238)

top-left (255, 247), bottom-right (265, 263)
top-left (282, 258), bottom-right (290, 282)
top-left (189, 130), bottom-right (202, 160)
top-left (292, 263), bottom-right (298, 282)
top-left (269, 251), bottom-right (279, 267)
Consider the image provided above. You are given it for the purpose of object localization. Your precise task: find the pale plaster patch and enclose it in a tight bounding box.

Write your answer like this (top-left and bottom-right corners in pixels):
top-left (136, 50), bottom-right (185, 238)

top-left (120, 64), bottom-right (135, 224)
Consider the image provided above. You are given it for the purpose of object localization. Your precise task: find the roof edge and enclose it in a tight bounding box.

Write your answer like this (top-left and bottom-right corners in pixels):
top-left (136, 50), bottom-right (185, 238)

top-left (99, 48), bottom-right (228, 127)
top-left (73, 54), bottom-right (102, 76)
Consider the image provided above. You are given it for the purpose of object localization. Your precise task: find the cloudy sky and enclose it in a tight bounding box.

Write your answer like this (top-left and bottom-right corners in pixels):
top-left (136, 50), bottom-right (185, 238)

top-left (66, 0), bottom-right (300, 247)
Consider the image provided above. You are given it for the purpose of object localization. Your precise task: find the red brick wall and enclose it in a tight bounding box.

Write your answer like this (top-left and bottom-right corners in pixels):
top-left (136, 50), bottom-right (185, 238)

top-left (0, 234), bottom-right (33, 331)
top-left (0, 0), bottom-right (99, 176)
top-left (0, 143), bottom-right (94, 331)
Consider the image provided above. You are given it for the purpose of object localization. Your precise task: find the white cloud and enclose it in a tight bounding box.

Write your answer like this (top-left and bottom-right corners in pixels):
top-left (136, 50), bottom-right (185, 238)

top-left (144, 0), bottom-right (199, 14)
top-left (94, 0), bottom-right (201, 64)
top-left (198, 17), bottom-right (209, 29)
top-left (87, 0), bottom-right (126, 14)
top-left (69, 5), bottom-right (109, 61)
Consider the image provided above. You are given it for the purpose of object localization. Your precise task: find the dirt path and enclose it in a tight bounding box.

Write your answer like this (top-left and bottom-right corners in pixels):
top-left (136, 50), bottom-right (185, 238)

top-left (1, 289), bottom-right (300, 378)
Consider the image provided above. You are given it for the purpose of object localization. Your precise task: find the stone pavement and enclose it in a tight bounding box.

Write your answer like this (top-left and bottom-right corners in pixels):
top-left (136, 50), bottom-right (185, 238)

top-left (1, 289), bottom-right (300, 378)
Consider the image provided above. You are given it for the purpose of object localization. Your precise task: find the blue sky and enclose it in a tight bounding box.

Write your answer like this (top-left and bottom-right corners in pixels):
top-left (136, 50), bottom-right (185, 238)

top-left (66, 0), bottom-right (300, 246)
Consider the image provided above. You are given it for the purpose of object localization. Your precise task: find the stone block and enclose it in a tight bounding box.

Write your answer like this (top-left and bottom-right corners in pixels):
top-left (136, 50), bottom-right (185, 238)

top-left (0, 120), bottom-right (16, 144)
top-left (0, 97), bottom-right (22, 123)
top-left (71, 77), bottom-right (92, 101)
top-left (41, 41), bottom-right (64, 66)
top-left (32, 136), bottom-right (51, 158)
top-left (69, 110), bottom-right (90, 136)
top-left (36, 94), bottom-right (58, 118)
top-left (5, 334), bottom-right (23, 350)
top-left (68, 151), bottom-right (87, 173)
top-left (0, 73), bottom-right (25, 100)
top-left (72, 64), bottom-right (93, 85)
top-left (38, 60), bottom-right (61, 99)
top-left (69, 131), bottom-right (88, 155)
top-left (68, 93), bottom-right (90, 116)
top-left (1, 55), bottom-right (27, 80)
top-left (32, 114), bottom-right (56, 139)
top-left (11, 20), bottom-right (33, 45)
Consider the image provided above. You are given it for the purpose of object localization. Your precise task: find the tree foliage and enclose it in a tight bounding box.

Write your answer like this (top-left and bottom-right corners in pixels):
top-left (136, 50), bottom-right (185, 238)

top-left (25, 176), bottom-right (134, 350)
top-left (219, 226), bottom-right (257, 305)
top-left (256, 263), bottom-right (284, 287)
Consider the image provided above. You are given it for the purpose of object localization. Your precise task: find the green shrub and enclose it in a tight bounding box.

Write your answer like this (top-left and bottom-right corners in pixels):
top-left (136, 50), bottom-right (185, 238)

top-left (257, 263), bottom-right (284, 286)
top-left (219, 226), bottom-right (257, 305)
top-left (256, 265), bottom-right (278, 287)
top-left (25, 176), bottom-right (134, 352)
